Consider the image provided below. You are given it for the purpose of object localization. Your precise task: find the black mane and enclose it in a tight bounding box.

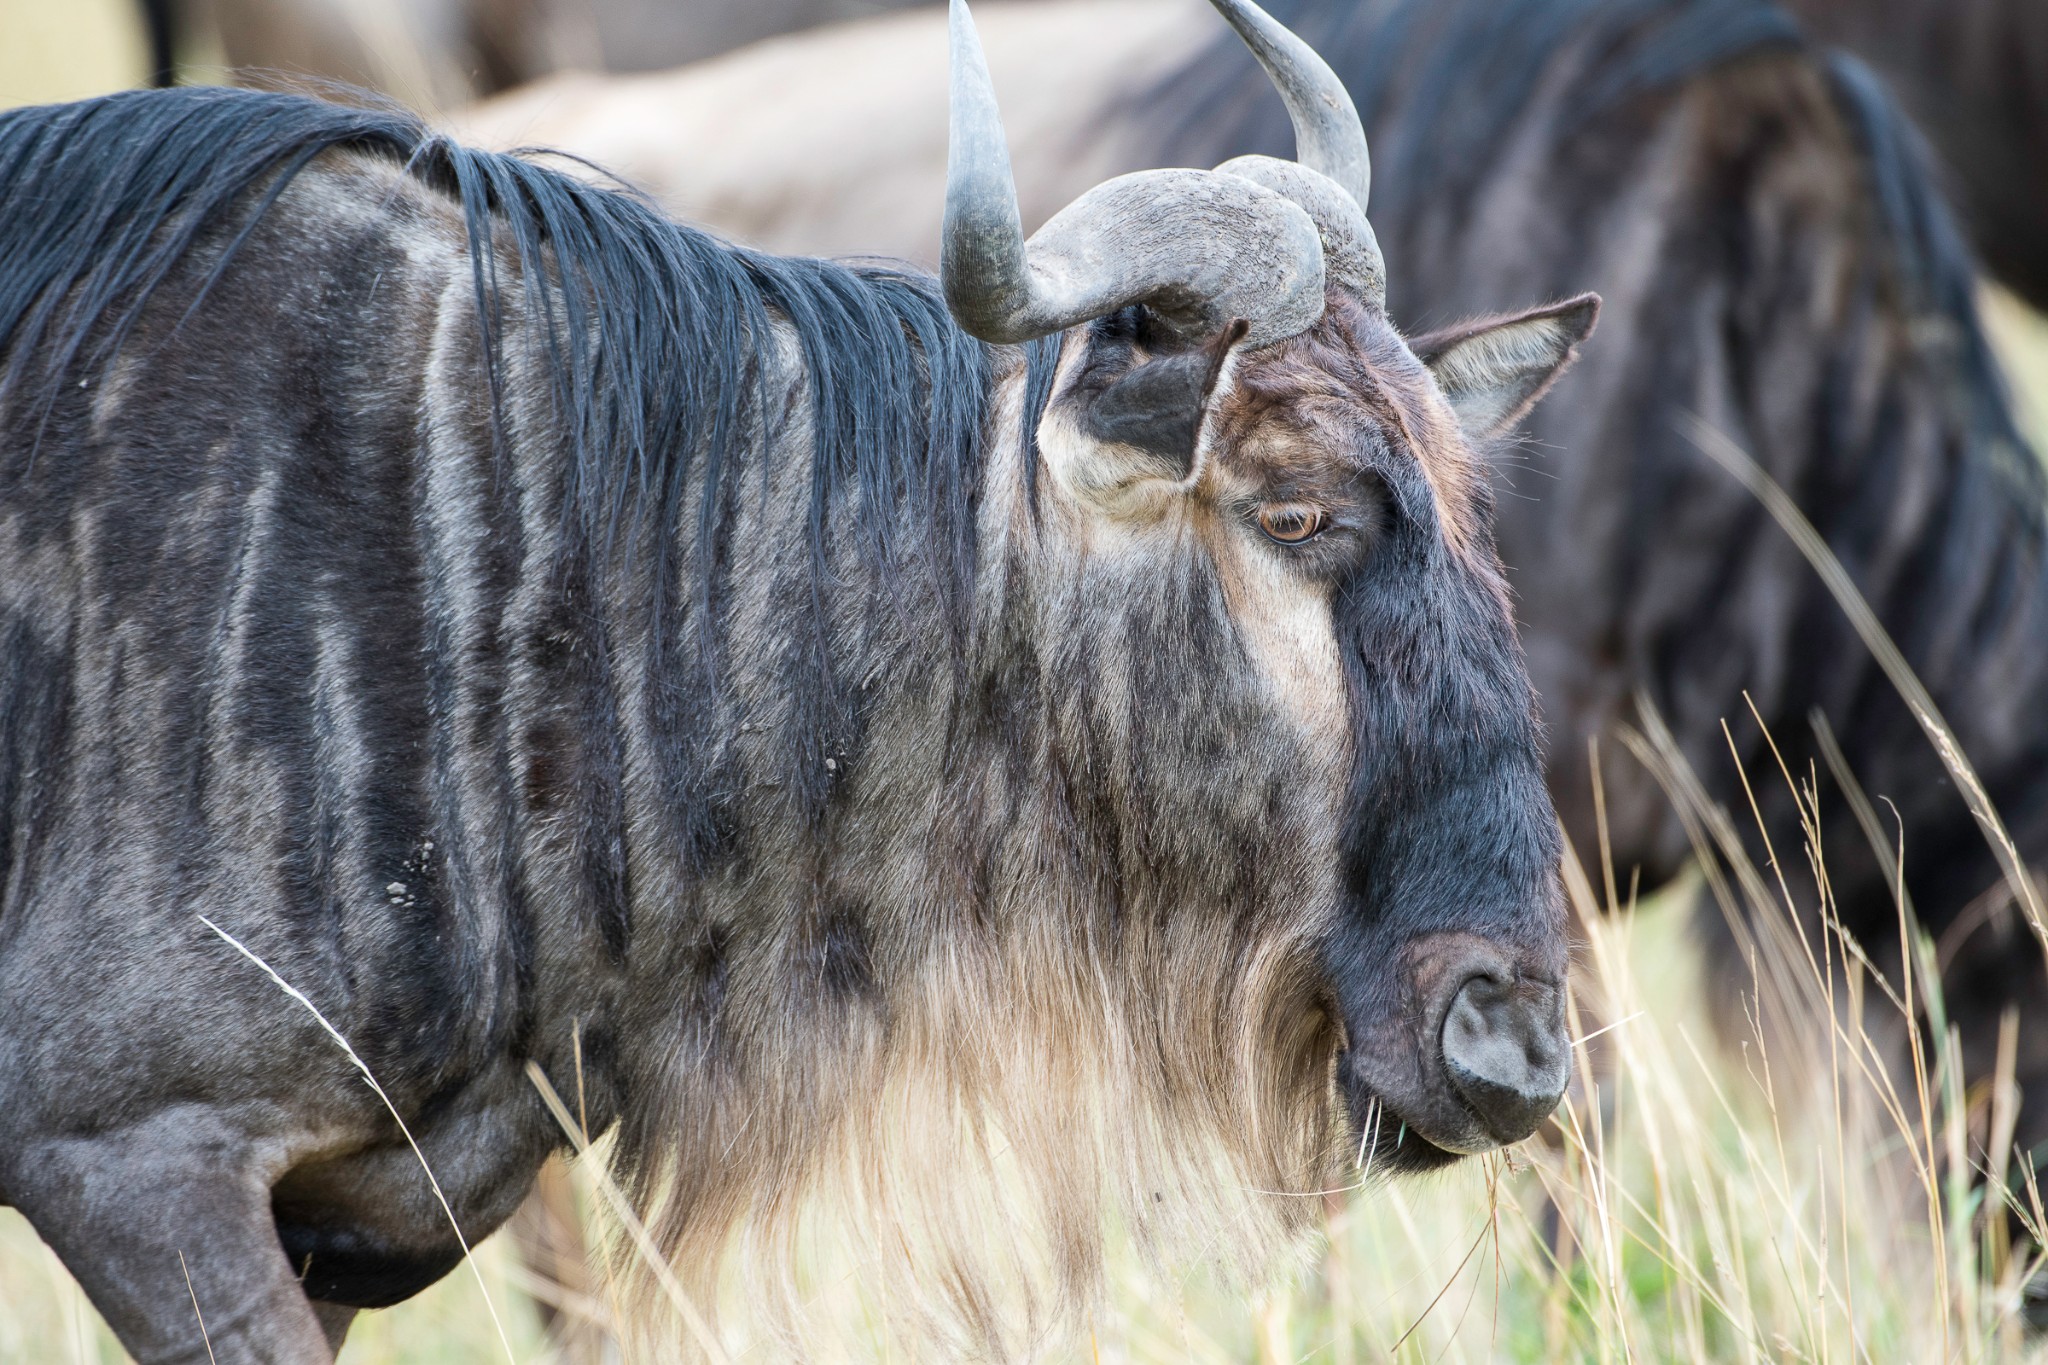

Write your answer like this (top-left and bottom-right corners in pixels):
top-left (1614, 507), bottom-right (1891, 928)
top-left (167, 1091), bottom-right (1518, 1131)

top-left (0, 86), bottom-right (1077, 836)
top-left (0, 85), bottom-right (1033, 632)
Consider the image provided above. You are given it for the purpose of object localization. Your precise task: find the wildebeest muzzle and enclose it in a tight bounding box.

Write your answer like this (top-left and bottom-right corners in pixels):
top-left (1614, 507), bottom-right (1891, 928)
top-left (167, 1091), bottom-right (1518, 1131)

top-left (1336, 928), bottom-right (1572, 1167)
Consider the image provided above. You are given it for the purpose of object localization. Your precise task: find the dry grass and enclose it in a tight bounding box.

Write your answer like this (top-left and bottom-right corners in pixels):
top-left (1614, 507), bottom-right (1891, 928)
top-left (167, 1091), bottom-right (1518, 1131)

top-left (10, 741), bottom-right (2042, 1364)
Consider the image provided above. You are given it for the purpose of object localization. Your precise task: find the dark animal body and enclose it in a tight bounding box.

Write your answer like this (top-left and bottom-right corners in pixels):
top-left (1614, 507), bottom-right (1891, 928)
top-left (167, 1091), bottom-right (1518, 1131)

top-left (1783, 0), bottom-right (2048, 310)
top-left (460, 0), bottom-right (2048, 1174)
top-left (0, 1), bottom-right (1595, 1353)
top-left (163, 0), bottom-right (2042, 310)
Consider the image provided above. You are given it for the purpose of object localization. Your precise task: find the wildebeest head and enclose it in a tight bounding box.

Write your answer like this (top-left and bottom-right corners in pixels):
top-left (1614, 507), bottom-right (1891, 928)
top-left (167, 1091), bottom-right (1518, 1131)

top-left (942, 0), bottom-right (1596, 1171)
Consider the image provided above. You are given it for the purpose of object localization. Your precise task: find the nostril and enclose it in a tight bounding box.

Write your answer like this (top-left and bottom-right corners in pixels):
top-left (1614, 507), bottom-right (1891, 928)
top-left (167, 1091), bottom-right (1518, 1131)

top-left (1439, 974), bottom-right (1570, 1143)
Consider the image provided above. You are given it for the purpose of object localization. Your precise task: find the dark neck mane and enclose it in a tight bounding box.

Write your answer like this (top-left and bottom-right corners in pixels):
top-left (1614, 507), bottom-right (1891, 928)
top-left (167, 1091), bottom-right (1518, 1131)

top-left (0, 87), bottom-right (1078, 835)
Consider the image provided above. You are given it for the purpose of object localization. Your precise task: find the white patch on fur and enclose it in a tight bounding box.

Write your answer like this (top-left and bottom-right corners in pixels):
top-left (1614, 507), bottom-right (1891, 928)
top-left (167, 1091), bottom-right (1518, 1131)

top-left (1028, 347), bottom-right (1349, 753)
top-left (1196, 360), bottom-right (1352, 756)
top-left (1214, 531), bottom-right (1350, 753)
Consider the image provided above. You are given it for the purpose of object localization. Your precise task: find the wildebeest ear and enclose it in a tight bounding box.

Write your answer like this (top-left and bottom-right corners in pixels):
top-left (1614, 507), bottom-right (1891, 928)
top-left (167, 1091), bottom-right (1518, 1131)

top-left (1410, 293), bottom-right (1600, 441)
top-left (1081, 319), bottom-right (1250, 478)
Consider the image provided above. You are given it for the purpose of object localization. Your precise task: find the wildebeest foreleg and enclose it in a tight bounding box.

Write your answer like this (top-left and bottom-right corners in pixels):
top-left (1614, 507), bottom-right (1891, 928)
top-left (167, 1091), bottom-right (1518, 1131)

top-left (13, 1111), bottom-right (336, 1364)
top-left (309, 1302), bottom-right (358, 1354)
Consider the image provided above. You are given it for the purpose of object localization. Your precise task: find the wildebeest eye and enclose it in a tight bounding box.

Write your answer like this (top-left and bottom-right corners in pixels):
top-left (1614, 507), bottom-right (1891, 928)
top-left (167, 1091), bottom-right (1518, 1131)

top-left (1256, 504), bottom-right (1327, 544)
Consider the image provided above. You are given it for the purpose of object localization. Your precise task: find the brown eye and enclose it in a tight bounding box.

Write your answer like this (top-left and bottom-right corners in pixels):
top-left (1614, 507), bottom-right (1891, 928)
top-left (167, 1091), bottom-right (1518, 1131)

top-left (1256, 504), bottom-right (1327, 545)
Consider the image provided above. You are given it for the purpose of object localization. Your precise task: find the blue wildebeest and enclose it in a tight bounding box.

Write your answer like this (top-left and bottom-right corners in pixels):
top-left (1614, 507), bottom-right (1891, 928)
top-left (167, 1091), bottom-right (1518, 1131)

top-left (458, 0), bottom-right (2048, 1193)
top-left (141, 0), bottom-right (2048, 307)
top-left (0, 0), bottom-right (1596, 1358)
top-left (1784, 0), bottom-right (2048, 310)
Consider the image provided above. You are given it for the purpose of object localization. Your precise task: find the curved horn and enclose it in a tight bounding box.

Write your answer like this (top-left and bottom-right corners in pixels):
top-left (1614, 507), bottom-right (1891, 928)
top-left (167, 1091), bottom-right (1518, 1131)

top-left (941, 0), bottom-right (1327, 347)
top-left (1216, 155), bottom-right (1384, 306)
top-left (940, 0), bottom-right (1032, 340)
top-left (1205, 0), bottom-right (1372, 212)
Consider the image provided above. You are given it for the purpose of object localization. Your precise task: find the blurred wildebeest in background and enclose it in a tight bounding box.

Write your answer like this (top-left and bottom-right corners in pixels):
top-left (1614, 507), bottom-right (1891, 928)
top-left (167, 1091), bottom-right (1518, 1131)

top-left (0, 0), bottom-right (1598, 1358)
top-left (463, 0), bottom-right (2048, 1173)
top-left (138, 0), bottom-right (476, 105)
top-left (135, 0), bottom-right (941, 106)
top-left (460, 0), bottom-right (1206, 255)
top-left (138, 0), bottom-right (2048, 310)
top-left (1784, 0), bottom-right (2048, 310)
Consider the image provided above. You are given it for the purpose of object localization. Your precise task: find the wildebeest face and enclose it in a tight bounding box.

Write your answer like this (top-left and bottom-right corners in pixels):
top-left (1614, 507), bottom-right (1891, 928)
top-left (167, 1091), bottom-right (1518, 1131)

top-left (941, 0), bottom-right (1598, 1180)
top-left (1031, 289), bottom-right (1598, 1171)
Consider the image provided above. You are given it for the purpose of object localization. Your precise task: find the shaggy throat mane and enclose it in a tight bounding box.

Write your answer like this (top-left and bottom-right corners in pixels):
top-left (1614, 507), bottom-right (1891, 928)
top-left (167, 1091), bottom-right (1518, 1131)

top-left (610, 895), bottom-right (1346, 1357)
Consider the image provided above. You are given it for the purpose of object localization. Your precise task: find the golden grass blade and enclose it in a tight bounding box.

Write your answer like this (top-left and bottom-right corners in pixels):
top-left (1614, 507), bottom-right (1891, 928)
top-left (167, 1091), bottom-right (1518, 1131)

top-left (523, 1060), bottom-right (733, 1364)
top-left (177, 1250), bottom-right (217, 1365)
top-left (1682, 413), bottom-right (2048, 972)
top-left (196, 915), bottom-right (518, 1365)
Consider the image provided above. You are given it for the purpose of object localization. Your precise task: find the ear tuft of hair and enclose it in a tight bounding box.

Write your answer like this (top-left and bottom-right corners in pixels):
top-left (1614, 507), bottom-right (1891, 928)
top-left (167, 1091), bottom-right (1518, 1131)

top-left (1409, 293), bottom-right (1600, 440)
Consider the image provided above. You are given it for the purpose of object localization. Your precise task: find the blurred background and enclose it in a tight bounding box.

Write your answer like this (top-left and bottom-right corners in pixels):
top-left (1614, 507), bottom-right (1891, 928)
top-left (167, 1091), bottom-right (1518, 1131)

top-left (5, 0), bottom-right (2048, 1360)
top-left (0, 0), bottom-right (941, 112)
top-left (0, 0), bottom-right (155, 106)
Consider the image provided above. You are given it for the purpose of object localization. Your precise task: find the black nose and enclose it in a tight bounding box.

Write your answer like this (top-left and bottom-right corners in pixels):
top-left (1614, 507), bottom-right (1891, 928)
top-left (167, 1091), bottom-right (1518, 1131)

top-left (1439, 974), bottom-right (1569, 1143)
